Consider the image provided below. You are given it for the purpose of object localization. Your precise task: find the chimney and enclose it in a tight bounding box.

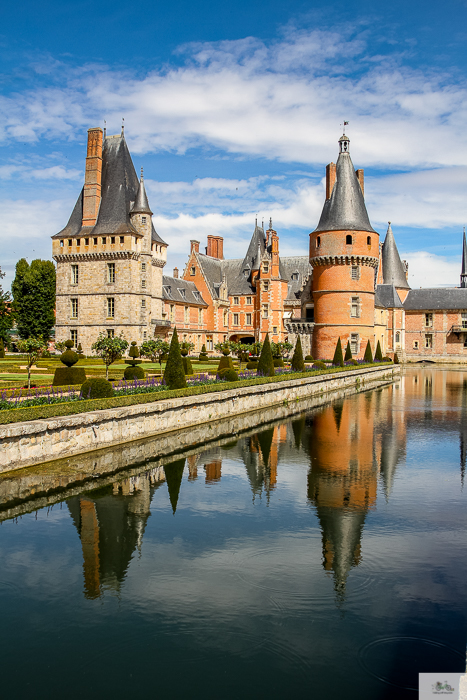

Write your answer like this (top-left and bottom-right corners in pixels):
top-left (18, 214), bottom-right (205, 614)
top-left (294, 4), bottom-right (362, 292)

top-left (355, 169), bottom-right (364, 196)
top-left (215, 236), bottom-right (224, 260)
top-left (207, 235), bottom-right (215, 257)
top-left (173, 267), bottom-right (179, 278)
top-left (325, 162), bottom-right (336, 200)
top-left (190, 240), bottom-right (200, 254)
top-left (82, 127), bottom-right (103, 227)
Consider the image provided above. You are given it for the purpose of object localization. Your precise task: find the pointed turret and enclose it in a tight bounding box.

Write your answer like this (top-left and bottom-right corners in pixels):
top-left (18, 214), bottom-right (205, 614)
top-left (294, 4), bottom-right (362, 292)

top-left (461, 228), bottom-right (467, 288)
top-left (131, 169), bottom-right (153, 215)
top-left (313, 133), bottom-right (376, 234)
top-left (381, 223), bottom-right (410, 290)
top-left (241, 221), bottom-right (266, 275)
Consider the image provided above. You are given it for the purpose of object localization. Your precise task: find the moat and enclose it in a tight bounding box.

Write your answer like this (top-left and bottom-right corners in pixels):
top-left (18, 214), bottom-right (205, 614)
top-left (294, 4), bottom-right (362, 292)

top-left (0, 367), bottom-right (465, 699)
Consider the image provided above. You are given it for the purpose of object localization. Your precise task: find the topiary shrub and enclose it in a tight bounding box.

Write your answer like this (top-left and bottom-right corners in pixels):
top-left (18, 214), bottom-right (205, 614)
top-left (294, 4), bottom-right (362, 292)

top-left (273, 358), bottom-right (284, 367)
top-left (218, 367), bottom-right (239, 381)
top-left (374, 340), bottom-right (383, 362)
top-left (394, 353), bottom-right (399, 364)
top-left (60, 340), bottom-right (79, 367)
top-left (199, 343), bottom-right (208, 361)
top-left (304, 354), bottom-right (313, 362)
top-left (344, 341), bottom-right (352, 361)
top-left (217, 355), bottom-right (234, 373)
top-left (123, 365), bottom-right (145, 380)
top-left (0, 338), bottom-right (5, 358)
top-left (53, 366), bottom-right (87, 386)
top-left (77, 343), bottom-right (85, 360)
top-left (382, 356), bottom-right (393, 363)
top-left (363, 340), bottom-right (373, 363)
top-left (332, 338), bottom-right (344, 367)
top-left (312, 361), bottom-right (326, 370)
top-left (246, 361), bottom-right (258, 369)
top-left (291, 336), bottom-right (305, 372)
top-left (80, 377), bottom-right (114, 399)
top-left (257, 333), bottom-right (275, 377)
top-left (163, 328), bottom-right (187, 390)
top-left (348, 358), bottom-right (359, 365)
top-left (183, 356), bottom-right (193, 375)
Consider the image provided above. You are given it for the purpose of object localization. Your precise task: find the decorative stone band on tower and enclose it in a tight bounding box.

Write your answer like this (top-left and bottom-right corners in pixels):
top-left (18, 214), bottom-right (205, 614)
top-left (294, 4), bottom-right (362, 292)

top-left (310, 132), bottom-right (379, 360)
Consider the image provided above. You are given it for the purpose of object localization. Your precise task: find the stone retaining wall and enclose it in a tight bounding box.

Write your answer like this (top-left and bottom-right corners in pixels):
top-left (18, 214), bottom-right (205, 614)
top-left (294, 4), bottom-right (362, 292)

top-left (0, 365), bottom-right (400, 474)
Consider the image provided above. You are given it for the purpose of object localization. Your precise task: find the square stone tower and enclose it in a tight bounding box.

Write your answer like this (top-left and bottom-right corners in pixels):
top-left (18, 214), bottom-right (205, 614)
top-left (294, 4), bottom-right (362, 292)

top-left (52, 127), bottom-right (168, 353)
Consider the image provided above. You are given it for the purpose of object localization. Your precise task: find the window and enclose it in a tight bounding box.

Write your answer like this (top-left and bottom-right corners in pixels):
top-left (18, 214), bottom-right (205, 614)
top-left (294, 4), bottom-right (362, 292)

top-left (207, 335), bottom-right (213, 351)
top-left (93, 237), bottom-right (98, 245)
top-left (85, 238), bottom-right (89, 246)
top-left (107, 329), bottom-right (114, 338)
top-left (246, 296), bottom-right (252, 305)
top-left (184, 307), bottom-right (189, 324)
top-left (246, 313), bottom-right (252, 325)
top-left (141, 279), bottom-right (146, 288)
top-left (70, 330), bottom-right (78, 347)
top-left (71, 265), bottom-right (79, 285)
top-left (263, 281), bottom-right (269, 292)
top-left (425, 334), bottom-right (433, 349)
top-left (292, 272), bottom-right (299, 281)
top-left (233, 314), bottom-right (239, 325)
top-left (350, 333), bottom-right (359, 354)
top-left (223, 311), bottom-right (228, 326)
top-left (60, 240), bottom-right (64, 247)
top-left (461, 313), bottom-right (467, 328)
top-left (141, 262), bottom-right (146, 272)
top-left (263, 262), bottom-right (269, 273)
top-left (143, 331), bottom-right (147, 339)
top-left (351, 266), bottom-right (360, 280)
top-left (107, 297), bottom-right (115, 318)
top-left (425, 313), bottom-right (433, 327)
top-left (317, 236), bottom-right (321, 248)
top-left (262, 305), bottom-right (268, 319)
top-left (193, 291), bottom-right (200, 301)
top-left (413, 340), bottom-right (419, 349)
top-left (110, 236), bottom-right (115, 245)
top-left (170, 304), bottom-right (175, 322)
top-left (71, 299), bottom-right (78, 318)
top-left (395, 332), bottom-right (401, 344)
top-left (107, 263), bottom-right (115, 284)
top-left (102, 237), bottom-right (106, 245)
top-left (141, 299), bottom-right (146, 308)
top-left (142, 217), bottom-right (147, 224)
top-left (346, 235), bottom-right (353, 245)
top-left (68, 239), bottom-right (72, 246)
top-left (367, 236), bottom-right (371, 246)
top-left (273, 326), bottom-right (278, 334)
top-left (198, 308), bottom-right (203, 324)
top-left (120, 236), bottom-right (124, 244)
top-left (350, 297), bottom-right (360, 318)
top-left (76, 239), bottom-right (80, 247)
top-left (190, 266), bottom-right (196, 276)
top-left (233, 296), bottom-right (239, 305)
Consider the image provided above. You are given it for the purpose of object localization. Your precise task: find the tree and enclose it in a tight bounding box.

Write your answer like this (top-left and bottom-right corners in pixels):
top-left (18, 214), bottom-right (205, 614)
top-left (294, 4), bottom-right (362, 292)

top-left (12, 259), bottom-right (56, 340)
top-left (163, 328), bottom-right (187, 389)
top-left (291, 336), bottom-right (305, 372)
top-left (16, 337), bottom-right (47, 389)
top-left (344, 340), bottom-right (352, 361)
top-left (91, 333), bottom-right (129, 379)
top-left (363, 340), bottom-right (373, 363)
top-left (0, 266), bottom-right (13, 350)
top-left (140, 338), bottom-right (170, 371)
top-left (332, 337), bottom-right (344, 367)
top-left (374, 340), bottom-right (383, 362)
top-left (257, 333), bottom-right (275, 377)
top-left (271, 341), bottom-right (293, 359)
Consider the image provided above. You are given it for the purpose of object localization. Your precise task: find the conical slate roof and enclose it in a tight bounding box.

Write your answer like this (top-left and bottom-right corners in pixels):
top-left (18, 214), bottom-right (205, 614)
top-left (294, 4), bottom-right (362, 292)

top-left (241, 223), bottom-right (266, 273)
top-left (131, 171), bottom-right (152, 215)
top-left (381, 223), bottom-right (410, 289)
top-left (314, 140), bottom-right (376, 234)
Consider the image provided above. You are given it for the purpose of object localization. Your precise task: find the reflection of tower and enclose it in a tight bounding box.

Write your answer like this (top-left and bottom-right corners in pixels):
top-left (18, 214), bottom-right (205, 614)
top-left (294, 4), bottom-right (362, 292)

top-left (460, 379), bottom-right (467, 488)
top-left (68, 468), bottom-right (164, 598)
top-left (244, 426), bottom-right (284, 500)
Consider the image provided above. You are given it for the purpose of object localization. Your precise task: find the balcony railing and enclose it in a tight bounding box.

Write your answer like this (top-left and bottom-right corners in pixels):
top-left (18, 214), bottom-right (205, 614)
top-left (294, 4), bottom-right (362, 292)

top-left (284, 318), bottom-right (315, 333)
top-left (151, 319), bottom-right (171, 327)
top-left (449, 325), bottom-right (467, 335)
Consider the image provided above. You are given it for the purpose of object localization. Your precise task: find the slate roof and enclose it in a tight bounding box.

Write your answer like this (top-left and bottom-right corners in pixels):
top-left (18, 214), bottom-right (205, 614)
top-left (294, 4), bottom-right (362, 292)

top-left (53, 134), bottom-right (166, 245)
top-left (280, 256), bottom-right (312, 300)
top-left (162, 276), bottom-right (208, 306)
top-left (313, 140), bottom-right (376, 234)
top-left (403, 288), bottom-right (467, 310)
top-left (131, 173), bottom-right (152, 215)
top-left (381, 224), bottom-right (410, 289)
top-left (375, 284), bottom-right (403, 308)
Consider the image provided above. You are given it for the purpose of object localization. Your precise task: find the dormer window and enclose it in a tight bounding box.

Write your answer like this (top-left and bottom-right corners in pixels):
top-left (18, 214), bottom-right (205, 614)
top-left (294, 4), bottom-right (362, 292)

top-left (292, 272), bottom-right (299, 281)
top-left (190, 266), bottom-right (196, 276)
top-left (178, 288), bottom-right (186, 299)
top-left (142, 217), bottom-right (147, 224)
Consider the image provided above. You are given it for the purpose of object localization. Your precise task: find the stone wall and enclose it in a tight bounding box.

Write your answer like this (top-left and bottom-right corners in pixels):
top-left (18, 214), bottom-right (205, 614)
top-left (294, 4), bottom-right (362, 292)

top-left (0, 365), bottom-right (400, 474)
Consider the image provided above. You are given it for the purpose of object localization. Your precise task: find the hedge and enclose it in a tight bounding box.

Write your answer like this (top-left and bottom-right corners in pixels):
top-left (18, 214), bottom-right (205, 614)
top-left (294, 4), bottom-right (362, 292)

top-left (0, 362), bottom-right (393, 426)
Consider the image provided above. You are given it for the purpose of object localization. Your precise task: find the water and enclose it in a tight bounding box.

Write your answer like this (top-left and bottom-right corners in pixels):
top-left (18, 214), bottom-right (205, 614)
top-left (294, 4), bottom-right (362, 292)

top-left (0, 367), bottom-right (466, 699)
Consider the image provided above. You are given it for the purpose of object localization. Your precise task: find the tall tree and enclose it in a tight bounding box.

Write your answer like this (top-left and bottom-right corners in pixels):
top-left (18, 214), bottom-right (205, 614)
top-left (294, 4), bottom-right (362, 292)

top-left (12, 259), bottom-right (56, 339)
top-left (0, 266), bottom-right (13, 350)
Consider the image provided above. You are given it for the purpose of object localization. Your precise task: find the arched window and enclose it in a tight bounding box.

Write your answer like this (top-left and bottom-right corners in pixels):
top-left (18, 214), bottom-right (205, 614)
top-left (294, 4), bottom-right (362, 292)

top-left (367, 236), bottom-right (371, 246)
top-left (395, 332), bottom-right (400, 344)
top-left (346, 235), bottom-right (352, 245)
top-left (317, 236), bottom-right (321, 248)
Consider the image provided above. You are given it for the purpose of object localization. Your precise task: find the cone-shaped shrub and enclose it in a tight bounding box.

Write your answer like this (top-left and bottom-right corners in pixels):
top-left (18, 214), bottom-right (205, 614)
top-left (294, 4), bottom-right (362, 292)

top-left (163, 328), bottom-right (187, 389)
top-left (363, 340), bottom-right (373, 363)
top-left (257, 333), bottom-right (275, 377)
top-left (394, 352), bottom-right (399, 364)
top-left (332, 338), bottom-right (344, 367)
top-left (291, 336), bottom-right (305, 372)
top-left (374, 340), bottom-right (383, 362)
top-left (344, 340), bottom-right (352, 361)
top-left (0, 338), bottom-right (4, 358)
top-left (182, 356), bottom-right (193, 375)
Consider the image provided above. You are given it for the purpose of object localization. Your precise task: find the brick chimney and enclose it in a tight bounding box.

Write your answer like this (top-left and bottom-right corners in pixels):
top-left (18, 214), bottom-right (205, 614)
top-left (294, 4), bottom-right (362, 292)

top-left (206, 235), bottom-right (215, 257)
top-left (173, 267), bottom-right (179, 278)
top-left (206, 235), bottom-right (223, 259)
top-left (82, 127), bottom-right (103, 227)
top-left (190, 240), bottom-right (200, 253)
top-left (355, 169), bottom-right (364, 196)
top-left (215, 236), bottom-right (224, 260)
top-left (325, 162), bottom-right (336, 200)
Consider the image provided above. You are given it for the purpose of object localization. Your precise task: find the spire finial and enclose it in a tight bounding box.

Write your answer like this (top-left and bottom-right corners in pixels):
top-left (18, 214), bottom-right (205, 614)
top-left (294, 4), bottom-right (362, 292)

top-left (121, 118), bottom-right (124, 136)
top-left (255, 216), bottom-right (257, 227)
top-left (269, 217), bottom-right (272, 230)
top-left (141, 167), bottom-right (144, 180)
top-left (104, 119), bottom-right (106, 138)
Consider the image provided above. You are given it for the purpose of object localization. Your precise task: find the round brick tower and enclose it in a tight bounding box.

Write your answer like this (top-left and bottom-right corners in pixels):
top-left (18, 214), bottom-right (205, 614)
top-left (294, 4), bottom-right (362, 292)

top-left (309, 133), bottom-right (379, 360)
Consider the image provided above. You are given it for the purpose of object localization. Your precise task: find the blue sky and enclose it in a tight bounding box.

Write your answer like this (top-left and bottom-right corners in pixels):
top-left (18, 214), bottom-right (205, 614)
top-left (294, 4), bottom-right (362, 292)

top-left (1, 0), bottom-right (467, 290)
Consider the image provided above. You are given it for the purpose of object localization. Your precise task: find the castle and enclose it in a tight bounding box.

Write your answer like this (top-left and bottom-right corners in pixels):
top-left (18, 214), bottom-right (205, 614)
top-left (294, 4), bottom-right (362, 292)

top-left (53, 126), bottom-right (467, 362)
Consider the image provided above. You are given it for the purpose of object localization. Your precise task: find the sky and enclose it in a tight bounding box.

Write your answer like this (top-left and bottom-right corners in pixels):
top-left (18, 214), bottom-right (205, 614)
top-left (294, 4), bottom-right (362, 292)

top-left (1, 0), bottom-right (467, 291)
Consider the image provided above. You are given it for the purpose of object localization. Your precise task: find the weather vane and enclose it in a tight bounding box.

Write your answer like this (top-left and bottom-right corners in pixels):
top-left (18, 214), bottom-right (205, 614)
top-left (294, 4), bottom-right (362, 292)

top-left (341, 120), bottom-right (349, 134)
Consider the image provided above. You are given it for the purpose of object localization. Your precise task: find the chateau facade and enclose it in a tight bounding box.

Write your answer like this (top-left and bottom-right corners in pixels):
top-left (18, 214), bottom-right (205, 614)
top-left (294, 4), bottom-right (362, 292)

top-left (53, 127), bottom-right (467, 362)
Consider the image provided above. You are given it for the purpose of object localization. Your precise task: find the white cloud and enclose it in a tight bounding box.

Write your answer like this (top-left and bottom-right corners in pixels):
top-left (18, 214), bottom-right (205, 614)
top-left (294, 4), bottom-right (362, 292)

top-left (0, 164), bottom-right (81, 180)
top-left (403, 251), bottom-right (461, 288)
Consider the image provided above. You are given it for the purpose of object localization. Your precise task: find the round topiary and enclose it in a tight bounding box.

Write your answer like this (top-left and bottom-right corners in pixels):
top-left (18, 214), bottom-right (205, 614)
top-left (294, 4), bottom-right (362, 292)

top-left (246, 361), bottom-right (258, 369)
top-left (382, 356), bottom-right (393, 363)
top-left (180, 348), bottom-right (188, 357)
top-left (81, 377), bottom-right (114, 399)
top-left (273, 358), bottom-right (284, 367)
top-left (304, 355), bottom-right (314, 362)
top-left (349, 358), bottom-right (359, 365)
top-left (312, 361), bottom-right (326, 370)
top-left (60, 339), bottom-right (79, 367)
top-left (218, 367), bottom-right (239, 381)
top-left (124, 365), bottom-right (145, 380)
